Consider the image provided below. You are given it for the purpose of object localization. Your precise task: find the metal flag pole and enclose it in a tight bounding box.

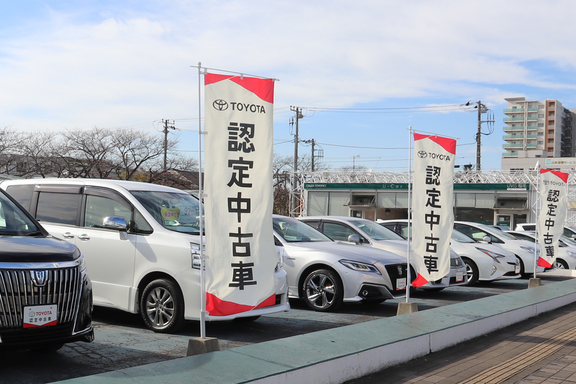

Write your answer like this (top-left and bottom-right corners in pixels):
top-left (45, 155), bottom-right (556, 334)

top-left (197, 62), bottom-right (207, 339)
top-left (406, 126), bottom-right (413, 303)
top-left (534, 162), bottom-right (540, 279)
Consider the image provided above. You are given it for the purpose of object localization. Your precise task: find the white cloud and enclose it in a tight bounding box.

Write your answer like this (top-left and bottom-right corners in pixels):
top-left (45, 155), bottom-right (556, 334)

top-left (1, 0), bottom-right (576, 150)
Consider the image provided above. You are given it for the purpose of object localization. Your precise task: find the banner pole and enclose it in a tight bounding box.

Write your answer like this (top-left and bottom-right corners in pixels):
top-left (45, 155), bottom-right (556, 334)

top-left (534, 163), bottom-right (540, 279)
top-left (406, 126), bottom-right (413, 303)
top-left (197, 62), bottom-right (206, 340)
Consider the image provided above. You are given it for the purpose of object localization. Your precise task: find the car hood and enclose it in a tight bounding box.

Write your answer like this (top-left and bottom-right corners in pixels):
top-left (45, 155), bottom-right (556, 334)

top-left (372, 239), bottom-right (460, 260)
top-left (283, 241), bottom-right (406, 264)
top-left (0, 236), bottom-right (81, 263)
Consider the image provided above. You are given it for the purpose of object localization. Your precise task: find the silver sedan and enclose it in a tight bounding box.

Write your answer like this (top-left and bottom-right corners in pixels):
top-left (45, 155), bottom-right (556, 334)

top-left (274, 215), bottom-right (409, 311)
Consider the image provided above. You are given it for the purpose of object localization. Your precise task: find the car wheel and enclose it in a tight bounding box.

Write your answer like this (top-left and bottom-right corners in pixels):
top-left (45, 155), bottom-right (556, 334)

top-left (140, 278), bottom-right (185, 333)
top-left (302, 269), bottom-right (343, 311)
top-left (516, 256), bottom-right (526, 277)
top-left (554, 258), bottom-right (569, 269)
top-left (462, 258), bottom-right (479, 285)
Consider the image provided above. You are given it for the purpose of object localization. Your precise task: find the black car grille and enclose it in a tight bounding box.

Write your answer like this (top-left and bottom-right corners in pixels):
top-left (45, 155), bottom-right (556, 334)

top-left (0, 323), bottom-right (75, 344)
top-left (384, 263), bottom-right (408, 291)
top-left (0, 267), bottom-right (82, 329)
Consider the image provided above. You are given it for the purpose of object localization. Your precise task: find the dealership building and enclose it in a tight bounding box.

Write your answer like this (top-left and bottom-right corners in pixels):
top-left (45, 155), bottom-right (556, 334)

top-left (299, 170), bottom-right (576, 230)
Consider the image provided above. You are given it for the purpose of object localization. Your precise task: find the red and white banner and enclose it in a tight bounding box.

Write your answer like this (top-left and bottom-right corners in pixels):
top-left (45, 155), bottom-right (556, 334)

top-left (204, 73), bottom-right (277, 317)
top-left (537, 169), bottom-right (568, 268)
top-left (411, 134), bottom-right (456, 287)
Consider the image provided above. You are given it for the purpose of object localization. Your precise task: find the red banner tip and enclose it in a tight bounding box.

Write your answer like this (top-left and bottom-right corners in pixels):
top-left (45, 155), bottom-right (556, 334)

top-left (537, 257), bottom-right (553, 269)
top-left (411, 273), bottom-right (429, 288)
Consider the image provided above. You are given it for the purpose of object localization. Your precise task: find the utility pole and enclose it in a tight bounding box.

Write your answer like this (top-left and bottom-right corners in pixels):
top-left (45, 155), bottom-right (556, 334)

top-left (301, 138), bottom-right (324, 172)
top-left (475, 101), bottom-right (494, 171)
top-left (353, 155), bottom-right (360, 172)
top-left (163, 119), bottom-right (175, 173)
top-left (476, 101), bottom-right (483, 171)
top-left (290, 106), bottom-right (303, 216)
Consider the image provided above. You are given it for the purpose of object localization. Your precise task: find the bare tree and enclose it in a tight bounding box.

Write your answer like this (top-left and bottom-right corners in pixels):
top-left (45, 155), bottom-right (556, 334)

top-left (60, 128), bottom-right (115, 178)
top-left (18, 131), bottom-right (59, 178)
top-left (0, 127), bottom-right (25, 175)
top-left (110, 128), bottom-right (168, 180)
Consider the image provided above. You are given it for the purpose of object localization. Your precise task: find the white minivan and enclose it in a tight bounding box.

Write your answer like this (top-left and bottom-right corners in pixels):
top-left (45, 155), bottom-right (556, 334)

top-left (0, 178), bottom-right (289, 332)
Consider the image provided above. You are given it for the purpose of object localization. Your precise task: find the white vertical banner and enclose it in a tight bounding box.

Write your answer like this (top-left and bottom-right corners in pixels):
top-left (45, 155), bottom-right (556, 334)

top-left (537, 169), bottom-right (568, 268)
top-left (204, 73), bottom-right (277, 317)
top-left (411, 133), bottom-right (456, 287)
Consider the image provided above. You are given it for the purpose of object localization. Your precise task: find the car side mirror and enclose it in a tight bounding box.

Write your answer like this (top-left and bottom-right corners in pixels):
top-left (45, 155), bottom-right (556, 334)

top-left (348, 234), bottom-right (361, 245)
top-left (103, 216), bottom-right (128, 231)
top-left (482, 235), bottom-right (492, 244)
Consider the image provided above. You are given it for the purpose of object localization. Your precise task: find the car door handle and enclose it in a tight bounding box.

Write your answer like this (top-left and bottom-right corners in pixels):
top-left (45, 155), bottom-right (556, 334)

top-left (77, 234), bottom-right (90, 241)
top-left (62, 232), bottom-right (75, 239)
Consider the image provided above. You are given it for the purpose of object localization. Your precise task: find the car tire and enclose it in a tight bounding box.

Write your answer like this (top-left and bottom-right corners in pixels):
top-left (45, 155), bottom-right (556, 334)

top-left (554, 258), bottom-right (569, 269)
top-left (140, 278), bottom-right (185, 333)
top-left (516, 256), bottom-right (526, 277)
top-left (302, 269), bottom-right (343, 311)
top-left (462, 258), bottom-right (479, 285)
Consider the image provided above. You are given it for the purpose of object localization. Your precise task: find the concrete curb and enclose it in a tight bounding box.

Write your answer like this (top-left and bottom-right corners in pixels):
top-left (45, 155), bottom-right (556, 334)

top-left (55, 278), bottom-right (576, 384)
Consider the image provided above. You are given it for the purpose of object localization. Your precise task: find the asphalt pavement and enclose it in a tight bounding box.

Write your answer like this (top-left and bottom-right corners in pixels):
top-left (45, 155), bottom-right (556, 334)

top-left (345, 294), bottom-right (576, 383)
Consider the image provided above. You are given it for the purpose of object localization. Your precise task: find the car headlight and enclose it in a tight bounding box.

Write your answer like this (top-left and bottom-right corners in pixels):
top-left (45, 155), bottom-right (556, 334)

top-left (191, 242), bottom-right (202, 270)
top-left (77, 253), bottom-right (87, 272)
top-left (520, 245), bottom-right (539, 255)
top-left (339, 260), bottom-right (381, 274)
top-left (566, 250), bottom-right (576, 258)
top-left (275, 248), bottom-right (284, 272)
top-left (476, 247), bottom-right (507, 263)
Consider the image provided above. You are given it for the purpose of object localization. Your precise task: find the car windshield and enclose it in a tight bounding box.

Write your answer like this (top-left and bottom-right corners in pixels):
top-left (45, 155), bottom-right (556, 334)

top-left (349, 219), bottom-right (404, 241)
top-left (0, 191), bottom-right (41, 236)
top-left (474, 223), bottom-right (518, 240)
top-left (451, 228), bottom-right (476, 243)
top-left (561, 235), bottom-right (576, 246)
top-left (274, 216), bottom-right (332, 243)
top-left (131, 190), bottom-right (203, 235)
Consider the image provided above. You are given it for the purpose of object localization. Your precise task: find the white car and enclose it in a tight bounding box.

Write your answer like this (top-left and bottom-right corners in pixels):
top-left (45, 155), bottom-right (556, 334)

top-left (507, 230), bottom-right (576, 270)
top-left (298, 216), bottom-right (467, 291)
top-left (273, 215), bottom-right (409, 311)
top-left (378, 219), bottom-right (521, 285)
top-left (454, 221), bottom-right (544, 277)
top-left (515, 223), bottom-right (576, 240)
top-left (0, 178), bottom-right (290, 332)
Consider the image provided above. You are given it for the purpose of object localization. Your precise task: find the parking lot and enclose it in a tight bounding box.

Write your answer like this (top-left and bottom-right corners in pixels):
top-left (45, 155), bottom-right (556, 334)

top-left (1, 275), bottom-right (570, 384)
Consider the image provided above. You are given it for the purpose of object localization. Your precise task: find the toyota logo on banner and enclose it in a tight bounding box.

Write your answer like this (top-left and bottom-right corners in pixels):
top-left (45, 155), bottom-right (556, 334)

top-left (417, 150), bottom-right (428, 158)
top-left (212, 99), bottom-right (228, 111)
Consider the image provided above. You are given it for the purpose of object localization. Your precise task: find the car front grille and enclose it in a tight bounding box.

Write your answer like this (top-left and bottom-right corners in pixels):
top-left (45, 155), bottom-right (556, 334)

top-left (384, 263), bottom-right (408, 291)
top-left (0, 267), bottom-right (82, 329)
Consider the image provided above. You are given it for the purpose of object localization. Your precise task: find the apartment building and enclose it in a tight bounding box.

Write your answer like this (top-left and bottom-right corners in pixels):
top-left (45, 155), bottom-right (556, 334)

top-left (501, 97), bottom-right (576, 171)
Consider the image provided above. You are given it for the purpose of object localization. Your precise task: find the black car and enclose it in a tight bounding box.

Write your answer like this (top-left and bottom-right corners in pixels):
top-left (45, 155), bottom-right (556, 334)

top-left (0, 187), bottom-right (93, 351)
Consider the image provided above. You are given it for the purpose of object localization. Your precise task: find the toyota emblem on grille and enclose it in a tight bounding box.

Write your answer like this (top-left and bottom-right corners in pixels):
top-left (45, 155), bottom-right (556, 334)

top-left (31, 270), bottom-right (49, 287)
top-left (397, 266), bottom-right (404, 275)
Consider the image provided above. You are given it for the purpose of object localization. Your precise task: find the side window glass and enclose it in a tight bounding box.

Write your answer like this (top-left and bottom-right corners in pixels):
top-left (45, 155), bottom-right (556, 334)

top-left (5, 185), bottom-right (34, 211)
top-left (36, 192), bottom-right (81, 225)
top-left (85, 195), bottom-right (131, 228)
top-left (323, 222), bottom-right (365, 242)
top-left (133, 209), bottom-right (153, 233)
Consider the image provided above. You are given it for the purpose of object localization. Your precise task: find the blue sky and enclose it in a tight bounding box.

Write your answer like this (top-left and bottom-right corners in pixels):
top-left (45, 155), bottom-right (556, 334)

top-left (2, 1), bottom-right (576, 172)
